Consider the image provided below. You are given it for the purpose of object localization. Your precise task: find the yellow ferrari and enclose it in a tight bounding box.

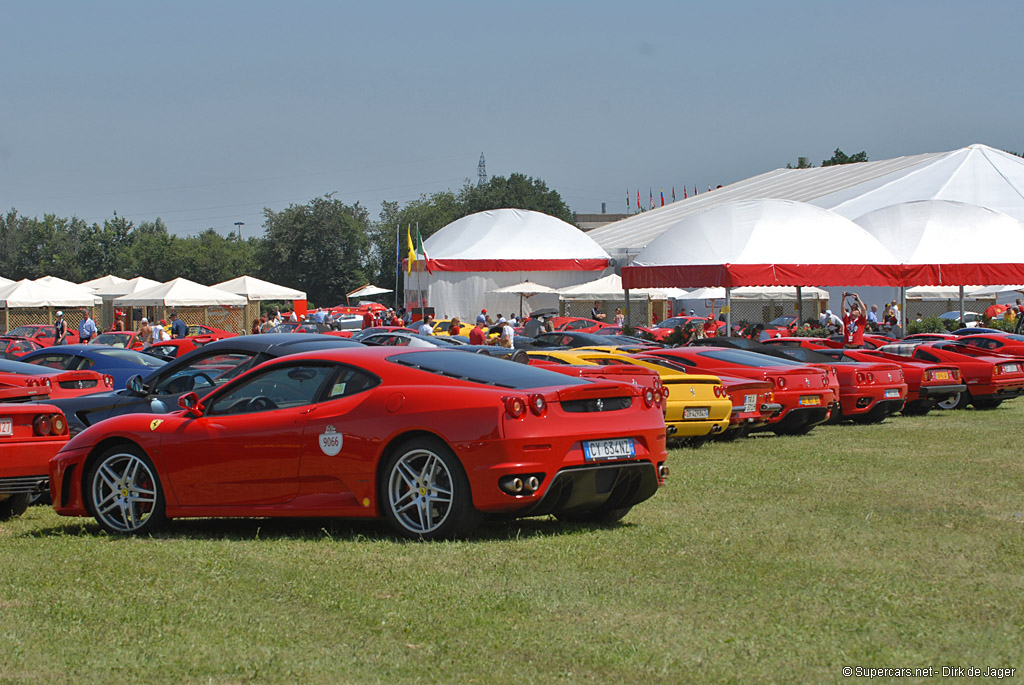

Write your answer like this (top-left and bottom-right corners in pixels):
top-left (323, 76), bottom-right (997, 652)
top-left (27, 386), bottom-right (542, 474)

top-left (431, 319), bottom-right (473, 337)
top-left (526, 349), bottom-right (731, 441)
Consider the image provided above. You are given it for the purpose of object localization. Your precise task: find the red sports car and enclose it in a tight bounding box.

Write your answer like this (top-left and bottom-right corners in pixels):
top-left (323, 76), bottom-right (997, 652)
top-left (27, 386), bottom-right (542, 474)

top-left (878, 341), bottom-right (1024, 409)
top-left (637, 347), bottom-right (835, 435)
top-left (0, 404), bottom-right (69, 520)
top-left (91, 331), bottom-right (147, 351)
top-left (186, 325), bottom-right (236, 339)
top-left (0, 358), bottom-right (115, 399)
top-left (548, 317), bottom-right (604, 334)
top-left (638, 316), bottom-right (725, 341)
top-left (0, 336), bottom-right (44, 358)
top-left (50, 347), bottom-right (668, 539)
top-left (834, 348), bottom-right (966, 415)
top-left (5, 324), bottom-right (80, 347)
top-left (955, 332), bottom-right (1024, 357)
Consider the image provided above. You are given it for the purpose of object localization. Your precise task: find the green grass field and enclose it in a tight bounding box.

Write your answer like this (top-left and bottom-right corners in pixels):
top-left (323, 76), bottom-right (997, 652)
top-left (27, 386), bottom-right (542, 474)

top-left (2, 404), bottom-right (1023, 683)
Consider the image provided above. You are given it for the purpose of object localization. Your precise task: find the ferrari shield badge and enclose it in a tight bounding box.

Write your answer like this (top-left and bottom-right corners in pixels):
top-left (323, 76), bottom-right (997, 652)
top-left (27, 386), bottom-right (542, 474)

top-left (319, 425), bottom-right (343, 456)
top-left (149, 419), bottom-right (163, 431)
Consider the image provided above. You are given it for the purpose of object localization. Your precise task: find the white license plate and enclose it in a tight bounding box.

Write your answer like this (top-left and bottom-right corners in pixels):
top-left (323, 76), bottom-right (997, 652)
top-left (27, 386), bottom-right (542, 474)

top-left (743, 394), bottom-right (757, 412)
top-left (799, 395), bottom-right (821, 406)
top-left (684, 407), bottom-right (710, 419)
top-left (583, 438), bottom-right (635, 461)
top-left (885, 388), bottom-right (900, 398)
top-left (1004, 363), bottom-right (1018, 373)
top-left (0, 418), bottom-right (11, 436)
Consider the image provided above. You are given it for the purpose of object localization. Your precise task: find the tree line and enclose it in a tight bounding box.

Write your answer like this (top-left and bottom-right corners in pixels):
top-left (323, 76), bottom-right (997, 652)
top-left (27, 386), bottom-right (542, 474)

top-left (0, 173), bottom-right (573, 307)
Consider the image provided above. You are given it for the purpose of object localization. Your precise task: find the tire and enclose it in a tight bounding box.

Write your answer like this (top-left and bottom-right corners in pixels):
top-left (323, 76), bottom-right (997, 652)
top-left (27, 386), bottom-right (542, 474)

top-left (972, 399), bottom-right (1002, 410)
top-left (0, 494), bottom-right (30, 521)
top-left (559, 506), bottom-right (632, 526)
top-left (86, 445), bottom-right (166, 535)
top-left (380, 437), bottom-right (480, 540)
top-left (936, 391), bottom-right (970, 410)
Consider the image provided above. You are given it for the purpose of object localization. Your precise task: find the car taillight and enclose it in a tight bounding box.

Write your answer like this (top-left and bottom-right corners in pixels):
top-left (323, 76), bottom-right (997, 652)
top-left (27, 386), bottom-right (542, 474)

top-left (26, 378), bottom-right (40, 387)
top-left (993, 365), bottom-right (1002, 376)
top-left (642, 387), bottom-right (655, 408)
top-left (504, 396), bottom-right (526, 419)
top-left (856, 372), bottom-right (866, 383)
top-left (821, 375), bottom-right (829, 387)
top-left (103, 374), bottom-right (114, 387)
top-left (33, 415), bottom-right (52, 436)
top-left (51, 414), bottom-right (68, 435)
top-left (528, 393), bottom-right (546, 416)
top-left (952, 368), bottom-right (961, 380)
top-left (923, 370), bottom-right (932, 381)
top-left (775, 377), bottom-right (786, 389)
top-left (713, 385), bottom-right (726, 398)
top-left (661, 386), bottom-right (671, 399)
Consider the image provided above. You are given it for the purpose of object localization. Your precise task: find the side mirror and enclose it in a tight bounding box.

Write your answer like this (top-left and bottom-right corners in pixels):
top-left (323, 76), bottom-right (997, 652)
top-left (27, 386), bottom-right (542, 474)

top-left (178, 392), bottom-right (204, 417)
top-left (126, 374), bottom-right (147, 396)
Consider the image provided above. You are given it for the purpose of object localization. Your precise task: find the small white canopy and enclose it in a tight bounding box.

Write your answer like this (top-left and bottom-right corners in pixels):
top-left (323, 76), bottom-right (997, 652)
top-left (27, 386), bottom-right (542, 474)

top-left (346, 283), bottom-right (392, 299)
top-left (558, 273), bottom-right (688, 301)
top-left (36, 276), bottom-right (102, 304)
top-left (0, 279), bottom-right (99, 307)
top-left (683, 285), bottom-right (830, 301)
top-left (213, 275), bottom-right (306, 301)
top-left (490, 281), bottom-right (560, 297)
top-left (79, 274), bottom-right (127, 291)
top-left (115, 278), bottom-right (247, 307)
top-left (906, 286), bottom-right (988, 300)
top-left (94, 276), bottom-right (162, 297)
top-left (854, 200), bottom-right (1024, 286)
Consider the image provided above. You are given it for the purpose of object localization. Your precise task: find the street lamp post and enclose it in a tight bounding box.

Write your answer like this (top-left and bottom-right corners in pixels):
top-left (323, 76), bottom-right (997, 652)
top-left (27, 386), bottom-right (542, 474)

top-left (234, 221), bottom-right (245, 240)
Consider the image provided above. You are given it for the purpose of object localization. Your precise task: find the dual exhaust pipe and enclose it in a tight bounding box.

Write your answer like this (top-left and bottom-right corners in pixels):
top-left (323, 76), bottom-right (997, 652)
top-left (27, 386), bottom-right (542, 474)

top-left (499, 474), bottom-right (542, 496)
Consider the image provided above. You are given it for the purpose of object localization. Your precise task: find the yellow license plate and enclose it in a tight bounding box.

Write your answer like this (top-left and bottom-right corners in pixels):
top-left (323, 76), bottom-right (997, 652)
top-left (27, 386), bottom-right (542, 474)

top-left (799, 395), bottom-right (821, 406)
top-left (935, 371), bottom-right (949, 380)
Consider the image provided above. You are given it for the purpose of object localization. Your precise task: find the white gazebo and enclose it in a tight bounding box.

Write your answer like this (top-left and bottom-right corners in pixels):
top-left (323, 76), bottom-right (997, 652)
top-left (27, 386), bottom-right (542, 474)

top-left (0, 279), bottom-right (99, 332)
top-left (115, 278), bottom-right (248, 334)
top-left (213, 275), bottom-right (308, 325)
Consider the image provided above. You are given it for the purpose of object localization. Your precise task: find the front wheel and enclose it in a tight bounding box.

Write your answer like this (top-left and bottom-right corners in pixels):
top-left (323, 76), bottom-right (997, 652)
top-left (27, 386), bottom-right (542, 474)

top-left (86, 445), bottom-right (166, 535)
top-left (381, 437), bottom-right (480, 540)
top-left (0, 494), bottom-right (30, 521)
top-left (936, 391), bottom-right (969, 410)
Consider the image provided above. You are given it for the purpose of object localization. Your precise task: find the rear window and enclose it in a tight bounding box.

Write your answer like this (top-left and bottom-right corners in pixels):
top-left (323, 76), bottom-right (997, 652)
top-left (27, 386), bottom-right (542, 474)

top-left (696, 348), bottom-right (807, 368)
top-left (388, 350), bottom-right (587, 389)
top-left (95, 348), bottom-right (165, 367)
top-left (0, 358), bottom-right (55, 376)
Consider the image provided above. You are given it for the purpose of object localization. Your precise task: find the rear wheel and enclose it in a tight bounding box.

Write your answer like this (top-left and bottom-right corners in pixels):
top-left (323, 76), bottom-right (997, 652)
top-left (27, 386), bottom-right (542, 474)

top-left (936, 391), bottom-right (969, 410)
top-left (381, 437), bottom-right (480, 540)
top-left (86, 445), bottom-right (166, 535)
top-left (0, 494), bottom-right (30, 521)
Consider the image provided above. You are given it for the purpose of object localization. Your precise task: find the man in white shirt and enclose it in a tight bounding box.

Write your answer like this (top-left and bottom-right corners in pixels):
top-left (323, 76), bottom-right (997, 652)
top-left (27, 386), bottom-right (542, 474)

top-left (418, 315), bottom-right (434, 336)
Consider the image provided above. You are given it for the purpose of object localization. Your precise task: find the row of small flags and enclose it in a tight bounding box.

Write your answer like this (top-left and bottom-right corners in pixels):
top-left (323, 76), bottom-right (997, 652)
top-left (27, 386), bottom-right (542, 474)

top-left (627, 186), bottom-right (714, 213)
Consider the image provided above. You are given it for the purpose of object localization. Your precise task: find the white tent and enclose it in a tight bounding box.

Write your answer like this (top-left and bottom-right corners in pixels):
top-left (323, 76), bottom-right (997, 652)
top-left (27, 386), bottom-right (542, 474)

top-left (407, 209), bottom-right (611, 317)
top-left (346, 283), bottom-right (392, 300)
top-left (36, 276), bottom-right (102, 304)
top-left (557, 273), bottom-right (688, 301)
top-left (79, 274), bottom-right (127, 291)
top-left (115, 278), bottom-right (247, 307)
top-left (213, 275), bottom-right (306, 301)
top-left (853, 200), bottom-right (1024, 286)
top-left (0, 279), bottom-right (98, 307)
top-left (94, 276), bottom-right (162, 297)
top-left (0, 276), bottom-right (12, 287)
top-left (905, 286), bottom-right (988, 300)
top-left (682, 285), bottom-right (829, 301)
top-left (625, 200), bottom-right (900, 289)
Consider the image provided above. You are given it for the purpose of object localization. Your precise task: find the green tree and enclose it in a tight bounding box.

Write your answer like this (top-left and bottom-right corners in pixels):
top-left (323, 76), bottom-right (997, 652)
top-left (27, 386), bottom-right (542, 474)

top-left (821, 148), bottom-right (868, 167)
top-left (260, 194), bottom-right (371, 305)
top-left (458, 173), bottom-right (574, 224)
top-left (786, 156), bottom-right (815, 169)
top-left (175, 228), bottom-right (258, 285)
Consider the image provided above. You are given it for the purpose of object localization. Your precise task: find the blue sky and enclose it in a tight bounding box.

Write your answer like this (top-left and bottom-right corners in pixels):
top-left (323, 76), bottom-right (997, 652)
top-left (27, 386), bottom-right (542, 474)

top-left (2, 1), bottom-right (1021, 236)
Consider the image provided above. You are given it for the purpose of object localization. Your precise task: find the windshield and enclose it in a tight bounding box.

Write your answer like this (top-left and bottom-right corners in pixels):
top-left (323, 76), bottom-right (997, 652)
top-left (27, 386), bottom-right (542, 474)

top-left (92, 333), bottom-right (133, 347)
top-left (389, 350), bottom-right (587, 389)
top-left (696, 348), bottom-right (808, 368)
top-left (0, 358), bottom-right (55, 376)
top-left (93, 348), bottom-right (166, 367)
top-left (7, 326), bottom-right (45, 337)
top-left (768, 316), bottom-right (796, 326)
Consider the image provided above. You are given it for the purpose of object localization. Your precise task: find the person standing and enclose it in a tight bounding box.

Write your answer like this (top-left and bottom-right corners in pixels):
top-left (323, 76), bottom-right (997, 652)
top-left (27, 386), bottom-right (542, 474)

top-left (447, 317), bottom-right (462, 336)
top-left (702, 314), bottom-right (718, 338)
top-left (169, 312), bottom-right (188, 339)
top-left (418, 315), bottom-right (434, 336)
top-left (1015, 298), bottom-right (1024, 335)
top-left (499, 319), bottom-right (516, 348)
top-left (613, 308), bottom-right (624, 326)
top-left (78, 310), bottom-right (97, 343)
top-left (842, 293), bottom-right (867, 348)
top-left (867, 304), bottom-right (879, 325)
top-left (53, 311), bottom-right (67, 345)
top-left (591, 301), bottom-right (607, 322)
top-left (151, 319), bottom-right (170, 344)
top-left (469, 320), bottom-right (487, 345)
top-left (138, 317), bottom-right (152, 344)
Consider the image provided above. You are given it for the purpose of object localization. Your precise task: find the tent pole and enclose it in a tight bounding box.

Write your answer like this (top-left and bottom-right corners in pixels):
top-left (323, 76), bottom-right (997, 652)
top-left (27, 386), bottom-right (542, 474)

top-left (796, 286), bottom-right (803, 326)
top-left (959, 286), bottom-right (965, 324)
top-left (725, 288), bottom-right (732, 337)
top-left (394, 223), bottom-right (399, 310)
top-left (900, 287), bottom-right (906, 339)
top-left (624, 288), bottom-right (631, 327)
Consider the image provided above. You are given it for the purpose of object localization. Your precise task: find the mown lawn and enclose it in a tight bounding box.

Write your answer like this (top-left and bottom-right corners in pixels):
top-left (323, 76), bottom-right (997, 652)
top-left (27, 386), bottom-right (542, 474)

top-left (2, 403), bottom-right (1023, 683)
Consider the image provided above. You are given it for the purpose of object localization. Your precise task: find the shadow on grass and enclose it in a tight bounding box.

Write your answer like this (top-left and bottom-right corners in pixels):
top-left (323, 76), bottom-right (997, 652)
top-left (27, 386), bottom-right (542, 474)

top-left (21, 512), bottom-right (634, 543)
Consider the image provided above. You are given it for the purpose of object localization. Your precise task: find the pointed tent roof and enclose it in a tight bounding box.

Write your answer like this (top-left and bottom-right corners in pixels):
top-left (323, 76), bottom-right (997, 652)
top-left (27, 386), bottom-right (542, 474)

top-left (557, 273), bottom-right (688, 300)
top-left (623, 199), bottom-right (900, 289)
top-left (94, 276), bottom-right (163, 297)
top-left (590, 144), bottom-right (1024, 253)
top-left (36, 276), bottom-right (102, 304)
top-left (0, 279), bottom-right (99, 307)
top-left (79, 274), bottom-right (128, 290)
top-left (114, 278), bottom-right (247, 307)
top-left (213, 275), bottom-right (306, 301)
top-left (421, 209), bottom-right (610, 272)
top-left (0, 276), bottom-right (12, 287)
top-left (853, 200), bottom-right (1024, 286)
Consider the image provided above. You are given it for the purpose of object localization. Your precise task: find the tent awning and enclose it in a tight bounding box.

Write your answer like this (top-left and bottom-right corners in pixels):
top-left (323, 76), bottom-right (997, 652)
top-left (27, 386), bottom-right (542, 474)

top-left (213, 275), bottom-right (306, 301)
top-left (115, 278), bottom-right (247, 307)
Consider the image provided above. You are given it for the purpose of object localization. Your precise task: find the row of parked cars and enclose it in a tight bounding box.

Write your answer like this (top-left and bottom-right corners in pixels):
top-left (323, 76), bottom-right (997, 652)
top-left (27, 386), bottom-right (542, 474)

top-left (2, 317), bottom-right (1022, 540)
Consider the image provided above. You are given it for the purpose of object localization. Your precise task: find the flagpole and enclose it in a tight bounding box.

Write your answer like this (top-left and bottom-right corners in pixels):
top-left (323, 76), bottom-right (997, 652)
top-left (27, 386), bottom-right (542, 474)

top-left (394, 223), bottom-right (399, 310)
top-left (416, 221), bottom-right (423, 323)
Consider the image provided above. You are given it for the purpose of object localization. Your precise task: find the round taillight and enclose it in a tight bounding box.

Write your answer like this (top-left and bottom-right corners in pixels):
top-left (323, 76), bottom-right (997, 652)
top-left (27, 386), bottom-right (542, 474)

top-left (26, 378), bottom-right (39, 387)
top-left (775, 377), bottom-right (786, 389)
top-left (33, 415), bottom-right (52, 436)
top-left (504, 396), bottom-right (526, 419)
top-left (643, 388), bottom-right (655, 408)
top-left (867, 372), bottom-right (874, 382)
top-left (103, 374), bottom-right (114, 387)
top-left (662, 386), bottom-right (670, 398)
top-left (529, 393), bottom-right (547, 416)
top-left (856, 372), bottom-right (866, 383)
top-left (51, 414), bottom-right (67, 435)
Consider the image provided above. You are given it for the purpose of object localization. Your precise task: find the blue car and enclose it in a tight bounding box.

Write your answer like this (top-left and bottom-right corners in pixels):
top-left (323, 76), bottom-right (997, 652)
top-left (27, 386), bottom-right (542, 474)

top-left (20, 344), bottom-right (167, 389)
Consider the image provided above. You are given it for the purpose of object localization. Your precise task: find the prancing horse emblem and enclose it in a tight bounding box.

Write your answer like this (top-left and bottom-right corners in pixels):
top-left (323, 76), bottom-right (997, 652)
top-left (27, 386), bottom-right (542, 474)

top-left (689, 386), bottom-right (695, 396)
top-left (595, 399), bottom-right (604, 411)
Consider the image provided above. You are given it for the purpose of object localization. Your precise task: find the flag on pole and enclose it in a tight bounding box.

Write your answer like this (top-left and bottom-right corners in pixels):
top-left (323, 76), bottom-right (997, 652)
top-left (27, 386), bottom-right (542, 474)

top-left (637, 189), bottom-right (641, 213)
top-left (660, 188), bottom-right (664, 207)
top-left (708, 185), bottom-right (712, 192)
top-left (649, 188), bottom-right (654, 209)
top-left (683, 187), bottom-right (687, 199)
top-left (416, 226), bottom-right (432, 274)
top-left (672, 187), bottom-right (676, 202)
top-left (694, 185), bottom-right (698, 196)
top-left (626, 189), bottom-right (630, 213)
top-left (406, 225), bottom-right (416, 275)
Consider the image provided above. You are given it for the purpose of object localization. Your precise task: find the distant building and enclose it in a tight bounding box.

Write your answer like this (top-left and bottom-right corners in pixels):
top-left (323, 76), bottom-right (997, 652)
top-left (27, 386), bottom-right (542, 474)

top-left (575, 212), bottom-right (630, 231)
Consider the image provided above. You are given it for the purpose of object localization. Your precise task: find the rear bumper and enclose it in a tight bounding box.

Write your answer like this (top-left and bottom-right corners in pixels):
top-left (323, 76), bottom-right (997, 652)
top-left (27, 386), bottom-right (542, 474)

top-left (513, 462), bottom-right (660, 517)
top-left (838, 384), bottom-right (907, 415)
top-left (918, 383), bottom-right (967, 399)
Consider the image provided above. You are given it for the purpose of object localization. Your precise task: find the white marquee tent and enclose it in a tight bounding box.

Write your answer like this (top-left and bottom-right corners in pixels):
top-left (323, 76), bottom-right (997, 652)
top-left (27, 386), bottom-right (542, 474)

top-left (79, 274), bottom-right (127, 291)
top-left (407, 209), bottom-right (612, 317)
top-left (213, 275), bottom-right (306, 301)
top-left (114, 278), bottom-right (247, 307)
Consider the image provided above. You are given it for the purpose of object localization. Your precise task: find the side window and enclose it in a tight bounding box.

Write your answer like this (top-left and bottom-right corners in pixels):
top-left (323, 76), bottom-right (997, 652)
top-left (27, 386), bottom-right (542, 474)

top-left (915, 350), bottom-right (940, 363)
top-left (326, 366), bottom-right (380, 399)
top-left (30, 354), bottom-right (72, 370)
top-left (208, 364), bottom-right (336, 415)
top-left (73, 356), bottom-right (95, 370)
top-left (153, 352), bottom-right (257, 395)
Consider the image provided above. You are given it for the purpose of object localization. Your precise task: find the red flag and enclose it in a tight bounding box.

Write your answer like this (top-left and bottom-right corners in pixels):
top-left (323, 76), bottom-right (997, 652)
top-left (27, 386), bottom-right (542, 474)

top-left (660, 188), bottom-right (664, 206)
top-left (672, 187), bottom-right (676, 202)
top-left (649, 188), bottom-right (653, 209)
top-left (637, 189), bottom-right (641, 213)
top-left (694, 185), bottom-right (698, 195)
top-left (683, 187), bottom-right (687, 199)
